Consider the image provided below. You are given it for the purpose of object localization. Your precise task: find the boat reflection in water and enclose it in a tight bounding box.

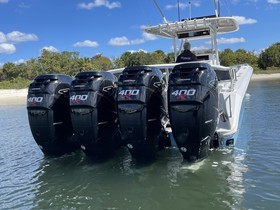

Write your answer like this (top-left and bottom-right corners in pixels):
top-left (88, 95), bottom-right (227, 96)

top-left (31, 145), bottom-right (247, 210)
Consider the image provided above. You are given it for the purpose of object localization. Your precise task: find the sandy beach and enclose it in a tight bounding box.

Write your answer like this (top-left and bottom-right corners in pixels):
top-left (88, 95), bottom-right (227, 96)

top-left (0, 88), bottom-right (28, 106)
top-left (0, 73), bottom-right (280, 106)
top-left (250, 73), bottom-right (280, 81)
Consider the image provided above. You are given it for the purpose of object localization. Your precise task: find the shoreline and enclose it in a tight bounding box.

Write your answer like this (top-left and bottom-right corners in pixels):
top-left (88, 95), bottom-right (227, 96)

top-left (0, 88), bottom-right (28, 106)
top-left (250, 73), bottom-right (280, 81)
top-left (0, 73), bottom-right (280, 106)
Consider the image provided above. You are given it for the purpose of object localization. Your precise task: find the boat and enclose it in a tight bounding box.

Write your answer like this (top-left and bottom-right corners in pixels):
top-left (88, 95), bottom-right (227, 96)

top-left (27, 1), bottom-right (252, 161)
top-left (109, 1), bottom-right (252, 161)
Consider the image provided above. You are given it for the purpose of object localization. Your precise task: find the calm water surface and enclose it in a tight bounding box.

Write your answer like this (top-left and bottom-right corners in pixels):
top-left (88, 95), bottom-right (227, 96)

top-left (0, 80), bottom-right (279, 210)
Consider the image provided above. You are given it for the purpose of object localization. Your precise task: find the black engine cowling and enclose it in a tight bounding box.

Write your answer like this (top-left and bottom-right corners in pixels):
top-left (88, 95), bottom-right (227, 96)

top-left (69, 70), bottom-right (119, 158)
top-left (27, 74), bottom-right (79, 155)
top-left (117, 66), bottom-right (165, 161)
top-left (168, 63), bottom-right (218, 161)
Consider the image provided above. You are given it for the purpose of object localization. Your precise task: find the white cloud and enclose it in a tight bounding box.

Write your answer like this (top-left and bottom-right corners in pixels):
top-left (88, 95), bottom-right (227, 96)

top-left (233, 16), bottom-right (257, 25)
top-left (128, 49), bottom-right (148, 54)
top-left (142, 32), bottom-right (158, 41)
top-left (231, 0), bottom-right (259, 5)
top-left (108, 36), bottom-right (147, 46)
top-left (41, 46), bottom-right (59, 53)
top-left (73, 40), bottom-right (99, 47)
top-left (0, 32), bottom-right (7, 43)
top-left (165, 2), bottom-right (188, 10)
top-left (0, 31), bottom-right (38, 43)
top-left (108, 25), bottom-right (159, 47)
top-left (267, 0), bottom-right (280, 4)
top-left (0, 59), bottom-right (26, 67)
top-left (165, 1), bottom-right (200, 10)
top-left (174, 45), bottom-right (209, 53)
top-left (0, 31), bottom-right (38, 54)
top-left (192, 46), bottom-right (209, 51)
top-left (0, 43), bottom-right (16, 54)
top-left (130, 39), bottom-right (145, 45)
top-left (252, 49), bottom-right (264, 56)
top-left (14, 58), bottom-right (26, 65)
top-left (190, 1), bottom-right (201, 7)
top-left (0, 0), bottom-right (9, 3)
top-left (217, 37), bottom-right (246, 44)
top-left (6, 31), bottom-right (38, 43)
top-left (78, 0), bottom-right (121, 10)
top-left (108, 36), bottom-right (130, 46)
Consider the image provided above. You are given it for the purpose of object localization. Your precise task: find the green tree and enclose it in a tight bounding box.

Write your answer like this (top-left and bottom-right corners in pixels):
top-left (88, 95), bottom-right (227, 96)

top-left (16, 63), bottom-right (29, 79)
top-left (1, 62), bottom-right (18, 80)
top-left (219, 48), bottom-right (235, 66)
top-left (258, 43), bottom-right (280, 70)
top-left (117, 52), bottom-right (133, 67)
top-left (38, 50), bottom-right (62, 74)
top-left (150, 50), bottom-right (166, 64)
top-left (116, 51), bottom-right (154, 67)
top-left (112, 56), bottom-right (125, 69)
top-left (2, 43), bottom-right (280, 86)
top-left (37, 50), bottom-right (82, 76)
top-left (235, 49), bottom-right (257, 66)
top-left (130, 51), bottom-right (150, 66)
top-left (219, 48), bottom-right (258, 67)
top-left (59, 51), bottom-right (81, 76)
top-left (91, 54), bottom-right (113, 70)
top-left (165, 52), bottom-right (176, 63)
top-left (26, 58), bottom-right (43, 79)
top-left (79, 57), bottom-right (95, 72)
top-left (0, 68), bottom-right (4, 80)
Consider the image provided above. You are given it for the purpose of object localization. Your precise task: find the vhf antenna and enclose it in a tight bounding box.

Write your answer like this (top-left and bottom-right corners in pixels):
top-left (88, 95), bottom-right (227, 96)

top-left (152, 0), bottom-right (168, 23)
top-left (189, 1), bottom-right (191, 20)
top-left (177, 0), bottom-right (181, 21)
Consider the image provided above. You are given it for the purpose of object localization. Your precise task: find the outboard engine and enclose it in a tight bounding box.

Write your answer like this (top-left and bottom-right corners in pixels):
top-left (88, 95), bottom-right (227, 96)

top-left (117, 66), bottom-right (165, 161)
top-left (27, 74), bottom-right (78, 155)
top-left (70, 70), bottom-right (118, 158)
top-left (168, 63), bottom-right (218, 161)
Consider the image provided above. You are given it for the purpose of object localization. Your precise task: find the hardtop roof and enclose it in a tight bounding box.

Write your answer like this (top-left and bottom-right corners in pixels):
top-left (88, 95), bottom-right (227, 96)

top-left (144, 16), bottom-right (238, 40)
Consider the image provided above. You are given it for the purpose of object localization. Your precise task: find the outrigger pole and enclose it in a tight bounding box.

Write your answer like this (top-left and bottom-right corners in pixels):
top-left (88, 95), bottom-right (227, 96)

top-left (152, 0), bottom-right (177, 61)
top-left (213, 0), bottom-right (220, 17)
top-left (151, 0), bottom-right (220, 63)
top-left (152, 0), bottom-right (168, 23)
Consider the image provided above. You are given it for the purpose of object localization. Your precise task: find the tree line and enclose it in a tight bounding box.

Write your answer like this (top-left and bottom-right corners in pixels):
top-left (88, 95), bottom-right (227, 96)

top-left (1, 42), bottom-right (279, 82)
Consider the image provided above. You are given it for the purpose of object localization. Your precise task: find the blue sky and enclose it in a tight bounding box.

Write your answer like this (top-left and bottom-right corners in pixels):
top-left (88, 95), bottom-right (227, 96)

top-left (0, 0), bottom-right (280, 66)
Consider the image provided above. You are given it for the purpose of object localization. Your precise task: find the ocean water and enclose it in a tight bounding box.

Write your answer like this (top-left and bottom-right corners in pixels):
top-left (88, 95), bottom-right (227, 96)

top-left (0, 79), bottom-right (279, 210)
